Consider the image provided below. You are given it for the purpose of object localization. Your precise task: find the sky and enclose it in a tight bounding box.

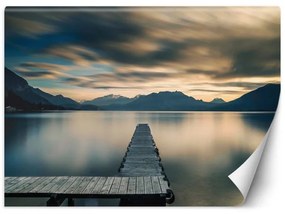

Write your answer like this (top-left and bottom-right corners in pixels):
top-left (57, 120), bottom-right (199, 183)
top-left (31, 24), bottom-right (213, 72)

top-left (5, 7), bottom-right (280, 102)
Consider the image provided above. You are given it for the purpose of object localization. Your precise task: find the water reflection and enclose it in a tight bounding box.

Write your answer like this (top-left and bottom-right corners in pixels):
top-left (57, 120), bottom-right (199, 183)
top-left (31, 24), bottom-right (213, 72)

top-left (5, 111), bottom-right (274, 206)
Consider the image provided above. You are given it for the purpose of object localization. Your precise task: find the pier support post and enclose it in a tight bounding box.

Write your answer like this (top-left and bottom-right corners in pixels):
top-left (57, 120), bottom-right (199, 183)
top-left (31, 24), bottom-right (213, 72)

top-left (68, 197), bottom-right (75, 206)
top-left (46, 194), bottom-right (65, 206)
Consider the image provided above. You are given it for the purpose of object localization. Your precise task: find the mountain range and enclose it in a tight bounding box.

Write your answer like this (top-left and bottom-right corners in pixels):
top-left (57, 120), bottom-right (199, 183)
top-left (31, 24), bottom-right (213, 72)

top-left (82, 94), bottom-right (137, 106)
top-left (5, 67), bottom-right (280, 112)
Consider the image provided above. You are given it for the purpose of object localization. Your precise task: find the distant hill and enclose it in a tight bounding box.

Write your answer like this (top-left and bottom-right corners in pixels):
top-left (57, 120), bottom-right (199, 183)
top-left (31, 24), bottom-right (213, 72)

top-left (33, 88), bottom-right (79, 109)
top-left (83, 94), bottom-right (136, 106)
top-left (5, 67), bottom-right (83, 110)
top-left (5, 67), bottom-right (52, 107)
top-left (5, 90), bottom-right (64, 111)
top-left (103, 91), bottom-right (213, 111)
top-left (211, 84), bottom-right (280, 111)
top-left (211, 98), bottom-right (225, 104)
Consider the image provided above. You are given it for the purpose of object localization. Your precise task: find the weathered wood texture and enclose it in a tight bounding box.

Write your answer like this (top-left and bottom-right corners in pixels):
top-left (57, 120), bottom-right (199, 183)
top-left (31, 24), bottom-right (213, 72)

top-left (118, 124), bottom-right (166, 177)
top-left (116, 124), bottom-right (174, 205)
top-left (5, 176), bottom-right (168, 197)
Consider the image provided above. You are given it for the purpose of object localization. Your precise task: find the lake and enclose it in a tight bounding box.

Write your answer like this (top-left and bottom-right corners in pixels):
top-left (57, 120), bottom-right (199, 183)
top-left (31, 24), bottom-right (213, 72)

top-left (5, 111), bottom-right (274, 206)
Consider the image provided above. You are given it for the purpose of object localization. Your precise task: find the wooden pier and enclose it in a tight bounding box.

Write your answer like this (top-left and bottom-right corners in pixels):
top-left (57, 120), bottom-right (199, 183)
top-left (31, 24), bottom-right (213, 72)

top-left (5, 124), bottom-right (174, 206)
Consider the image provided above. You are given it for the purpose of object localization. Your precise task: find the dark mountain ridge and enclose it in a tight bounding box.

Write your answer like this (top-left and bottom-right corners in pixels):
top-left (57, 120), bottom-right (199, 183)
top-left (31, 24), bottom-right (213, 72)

top-left (5, 67), bottom-right (280, 112)
top-left (106, 91), bottom-right (209, 111)
top-left (82, 94), bottom-right (136, 106)
top-left (5, 67), bottom-right (81, 110)
top-left (212, 84), bottom-right (280, 111)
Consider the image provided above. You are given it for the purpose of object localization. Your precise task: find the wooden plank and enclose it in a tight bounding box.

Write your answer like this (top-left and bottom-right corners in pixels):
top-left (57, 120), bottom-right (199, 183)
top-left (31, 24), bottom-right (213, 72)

top-left (126, 152), bottom-right (157, 156)
top-left (127, 177), bottom-right (136, 194)
top-left (127, 148), bottom-right (156, 153)
top-left (130, 141), bottom-right (153, 144)
top-left (118, 177), bottom-right (129, 194)
top-left (5, 177), bottom-right (169, 196)
top-left (9, 177), bottom-right (40, 193)
top-left (120, 168), bottom-right (162, 174)
top-left (55, 177), bottom-right (77, 193)
top-left (72, 177), bottom-right (93, 194)
top-left (5, 177), bottom-right (17, 182)
top-left (38, 177), bottom-right (61, 193)
top-left (48, 177), bottom-right (69, 193)
top-left (125, 157), bottom-right (160, 160)
top-left (65, 177), bottom-right (85, 193)
top-left (158, 176), bottom-right (169, 193)
top-left (120, 172), bottom-right (162, 177)
top-left (121, 170), bottom-right (162, 176)
top-left (82, 177), bottom-right (100, 194)
top-left (19, 177), bottom-right (47, 193)
top-left (133, 131), bottom-right (149, 134)
top-left (5, 177), bottom-right (27, 191)
top-left (109, 177), bottom-right (121, 194)
top-left (132, 135), bottom-right (152, 138)
top-left (100, 177), bottom-right (114, 194)
top-left (92, 177), bottom-right (107, 193)
top-left (40, 177), bottom-right (63, 193)
top-left (132, 138), bottom-right (153, 142)
top-left (151, 176), bottom-right (161, 194)
top-left (144, 176), bottom-right (153, 194)
top-left (122, 163), bottom-right (160, 169)
top-left (6, 177), bottom-right (32, 192)
top-left (124, 159), bottom-right (160, 164)
top-left (122, 164), bottom-right (161, 168)
top-left (128, 148), bottom-right (156, 152)
top-left (136, 177), bottom-right (144, 194)
top-left (29, 177), bottom-right (56, 193)
top-left (129, 145), bottom-right (154, 148)
top-left (125, 154), bottom-right (158, 158)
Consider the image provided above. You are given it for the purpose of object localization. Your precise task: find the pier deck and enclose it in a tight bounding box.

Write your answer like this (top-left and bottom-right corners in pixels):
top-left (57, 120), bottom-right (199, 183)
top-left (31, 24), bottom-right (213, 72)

top-left (5, 124), bottom-right (174, 206)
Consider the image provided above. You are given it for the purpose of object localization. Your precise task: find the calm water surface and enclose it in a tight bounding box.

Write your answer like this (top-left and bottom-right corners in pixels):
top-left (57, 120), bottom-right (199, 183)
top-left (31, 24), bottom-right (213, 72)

top-left (5, 111), bottom-right (274, 206)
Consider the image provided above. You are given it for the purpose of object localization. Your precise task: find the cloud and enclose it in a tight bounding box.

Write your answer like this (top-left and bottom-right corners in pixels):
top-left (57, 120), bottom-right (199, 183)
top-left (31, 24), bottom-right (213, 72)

top-left (16, 62), bottom-right (68, 79)
top-left (5, 14), bottom-right (56, 38)
top-left (189, 88), bottom-right (240, 94)
top-left (188, 81), bottom-right (279, 93)
top-left (5, 7), bottom-right (280, 99)
top-left (16, 71), bottom-right (54, 78)
top-left (43, 45), bottom-right (98, 66)
top-left (213, 37), bottom-right (280, 79)
top-left (20, 62), bottom-right (65, 70)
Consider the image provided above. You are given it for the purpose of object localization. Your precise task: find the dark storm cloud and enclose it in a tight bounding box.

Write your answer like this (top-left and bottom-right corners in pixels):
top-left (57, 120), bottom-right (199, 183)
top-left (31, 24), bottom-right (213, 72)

top-left (20, 62), bottom-right (64, 70)
top-left (17, 70), bottom-right (54, 78)
top-left (215, 37), bottom-right (280, 79)
top-left (5, 7), bottom-right (280, 90)
top-left (61, 75), bottom-right (159, 90)
top-left (5, 12), bottom-right (56, 38)
top-left (4, 9), bottom-right (200, 65)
